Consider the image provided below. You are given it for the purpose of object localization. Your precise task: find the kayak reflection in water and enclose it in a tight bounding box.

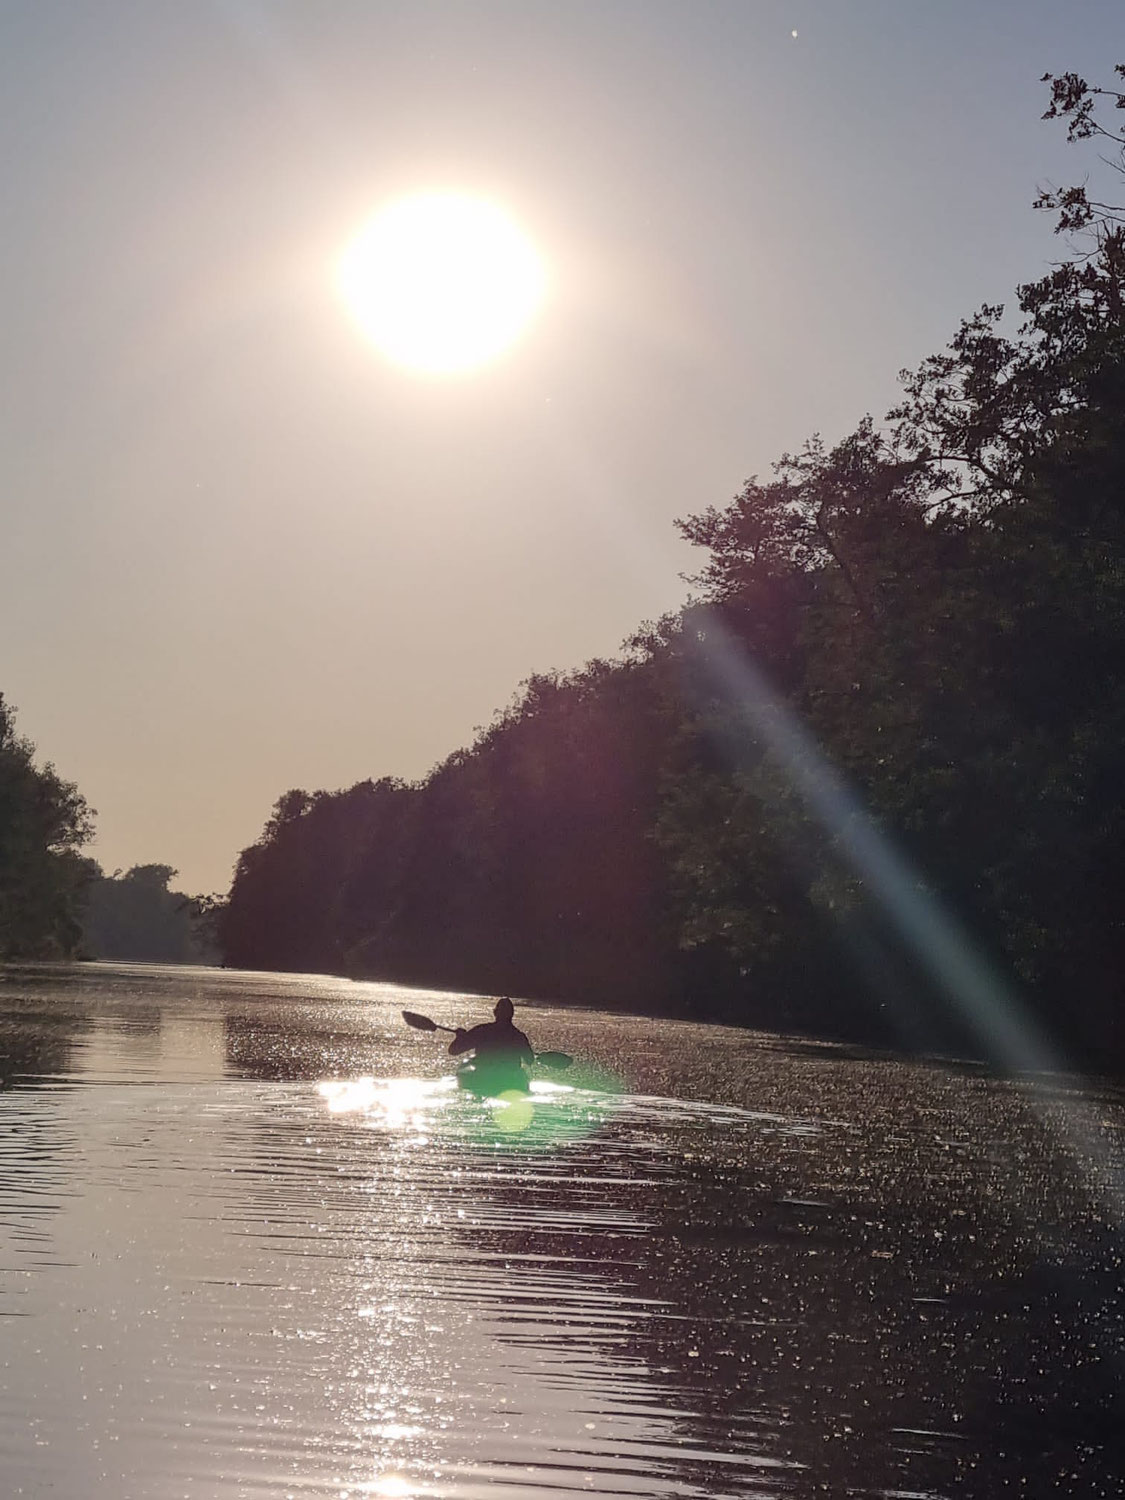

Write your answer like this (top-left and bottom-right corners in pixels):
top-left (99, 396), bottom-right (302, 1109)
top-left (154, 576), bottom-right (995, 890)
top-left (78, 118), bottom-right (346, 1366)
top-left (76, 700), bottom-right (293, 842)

top-left (449, 997), bottom-right (534, 1095)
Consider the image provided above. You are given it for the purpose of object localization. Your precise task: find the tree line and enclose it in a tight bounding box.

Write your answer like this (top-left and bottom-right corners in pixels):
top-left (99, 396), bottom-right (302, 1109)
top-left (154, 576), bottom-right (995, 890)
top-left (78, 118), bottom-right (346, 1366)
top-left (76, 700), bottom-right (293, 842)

top-left (220, 69), bottom-right (1125, 1068)
top-left (1, 696), bottom-right (215, 964)
top-left (0, 693), bottom-right (93, 959)
top-left (81, 863), bottom-right (219, 964)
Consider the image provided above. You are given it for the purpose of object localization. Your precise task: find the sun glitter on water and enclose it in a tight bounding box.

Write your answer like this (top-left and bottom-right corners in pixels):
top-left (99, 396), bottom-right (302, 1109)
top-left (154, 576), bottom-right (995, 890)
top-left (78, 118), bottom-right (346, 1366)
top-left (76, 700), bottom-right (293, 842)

top-left (359, 1475), bottom-right (412, 1498)
top-left (318, 1072), bottom-right (622, 1151)
top-left (337, 191), bottom-right (548, 375)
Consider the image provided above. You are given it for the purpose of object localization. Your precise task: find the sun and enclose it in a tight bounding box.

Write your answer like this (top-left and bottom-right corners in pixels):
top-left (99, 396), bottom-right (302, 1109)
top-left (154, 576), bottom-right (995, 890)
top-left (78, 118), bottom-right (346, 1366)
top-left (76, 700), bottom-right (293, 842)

top-left (336, 192), bottom-right (548, 375)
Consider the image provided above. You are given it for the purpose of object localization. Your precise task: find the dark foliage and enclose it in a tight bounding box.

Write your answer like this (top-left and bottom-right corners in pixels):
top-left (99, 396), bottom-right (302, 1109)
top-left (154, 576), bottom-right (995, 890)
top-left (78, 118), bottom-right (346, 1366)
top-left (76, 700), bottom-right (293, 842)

top-left (0, 695), bottom-right (94, 959)
top-left (221, 664), bottom-right (685, 1009)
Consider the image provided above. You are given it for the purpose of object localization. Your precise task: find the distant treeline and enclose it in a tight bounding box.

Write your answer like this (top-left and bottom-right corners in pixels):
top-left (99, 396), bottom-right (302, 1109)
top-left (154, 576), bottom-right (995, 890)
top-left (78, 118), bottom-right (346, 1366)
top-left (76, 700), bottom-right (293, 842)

top-left (81, 864), bottom-right (219, 964)
top-left (227, 70), bottom-right (1120, 1068)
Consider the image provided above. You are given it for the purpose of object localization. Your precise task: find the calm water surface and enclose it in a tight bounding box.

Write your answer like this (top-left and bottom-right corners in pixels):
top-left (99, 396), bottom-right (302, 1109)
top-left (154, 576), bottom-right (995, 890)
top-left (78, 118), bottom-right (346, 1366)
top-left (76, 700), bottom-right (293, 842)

top-left (1, 963), bottom-right (1123, 1498)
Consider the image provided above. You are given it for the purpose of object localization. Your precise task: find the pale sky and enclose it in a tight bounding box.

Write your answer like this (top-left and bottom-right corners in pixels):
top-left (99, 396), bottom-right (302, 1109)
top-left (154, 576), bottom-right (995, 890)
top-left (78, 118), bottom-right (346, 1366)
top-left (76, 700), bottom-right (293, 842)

top-left (2, 1), bottom-right (1122, 894)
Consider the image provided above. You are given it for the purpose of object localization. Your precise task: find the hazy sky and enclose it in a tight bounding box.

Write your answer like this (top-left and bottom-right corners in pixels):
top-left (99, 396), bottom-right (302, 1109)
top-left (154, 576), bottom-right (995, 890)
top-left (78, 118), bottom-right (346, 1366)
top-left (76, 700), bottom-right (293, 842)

top-left (2, 1), bottom-right (1122, 894)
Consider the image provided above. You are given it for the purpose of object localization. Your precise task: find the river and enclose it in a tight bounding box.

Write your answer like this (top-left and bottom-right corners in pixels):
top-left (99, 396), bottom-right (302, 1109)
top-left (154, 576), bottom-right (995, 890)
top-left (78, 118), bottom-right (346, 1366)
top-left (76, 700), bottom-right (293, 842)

top-left (1, 962), bottom-right (1122, 1498)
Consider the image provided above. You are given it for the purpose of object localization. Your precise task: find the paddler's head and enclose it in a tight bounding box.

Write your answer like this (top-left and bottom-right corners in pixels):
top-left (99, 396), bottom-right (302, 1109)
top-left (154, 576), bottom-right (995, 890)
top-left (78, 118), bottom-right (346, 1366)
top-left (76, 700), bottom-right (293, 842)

top-left (493, 996), bottom-right (515, 1023)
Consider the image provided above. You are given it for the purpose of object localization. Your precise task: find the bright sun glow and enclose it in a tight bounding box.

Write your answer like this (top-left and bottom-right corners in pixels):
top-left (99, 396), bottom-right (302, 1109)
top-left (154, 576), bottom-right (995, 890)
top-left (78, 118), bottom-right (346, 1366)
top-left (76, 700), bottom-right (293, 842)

top-left (337, 192), bottom-right (547, 374)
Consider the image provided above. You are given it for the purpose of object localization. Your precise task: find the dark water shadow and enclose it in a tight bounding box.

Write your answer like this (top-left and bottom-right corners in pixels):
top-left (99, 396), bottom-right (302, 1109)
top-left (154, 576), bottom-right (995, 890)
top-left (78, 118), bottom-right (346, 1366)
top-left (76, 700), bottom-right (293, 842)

top-left (0, 989), bottom-right (92, 1090)
top-left (224, 1009), bottom-right (388, 1080)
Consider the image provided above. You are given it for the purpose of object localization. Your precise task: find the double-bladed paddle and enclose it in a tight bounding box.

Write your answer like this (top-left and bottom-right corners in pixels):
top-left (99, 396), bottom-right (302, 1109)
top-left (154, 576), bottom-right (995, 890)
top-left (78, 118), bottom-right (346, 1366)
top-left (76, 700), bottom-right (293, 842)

top-left (401, 1009), bottom-right (572, 1069)
top-left (402, 1009), bottom-right (458, 1035)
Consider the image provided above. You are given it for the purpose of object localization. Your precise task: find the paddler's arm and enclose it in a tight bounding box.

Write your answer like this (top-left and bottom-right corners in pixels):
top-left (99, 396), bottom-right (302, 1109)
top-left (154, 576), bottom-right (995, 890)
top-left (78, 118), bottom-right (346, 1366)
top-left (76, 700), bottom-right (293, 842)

top-left (450, 1026), bottom-right (486, 1062)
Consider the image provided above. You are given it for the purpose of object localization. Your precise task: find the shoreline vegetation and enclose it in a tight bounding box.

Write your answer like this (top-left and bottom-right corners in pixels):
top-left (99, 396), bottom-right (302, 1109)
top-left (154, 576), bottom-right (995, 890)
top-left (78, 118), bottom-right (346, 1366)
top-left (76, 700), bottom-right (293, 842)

top-left (6, 70), bottom-right (1125, 1072)
top-left (0, 716), bottom-right (219, 967)
top-left (0, 695), bottom-right (216, 966)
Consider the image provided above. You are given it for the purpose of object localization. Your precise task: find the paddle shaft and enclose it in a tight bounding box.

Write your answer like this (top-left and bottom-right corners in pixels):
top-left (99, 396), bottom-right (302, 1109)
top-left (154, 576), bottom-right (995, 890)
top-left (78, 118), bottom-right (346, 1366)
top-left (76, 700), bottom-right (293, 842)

top-left (401, 1009), bottom-right (459, 1035)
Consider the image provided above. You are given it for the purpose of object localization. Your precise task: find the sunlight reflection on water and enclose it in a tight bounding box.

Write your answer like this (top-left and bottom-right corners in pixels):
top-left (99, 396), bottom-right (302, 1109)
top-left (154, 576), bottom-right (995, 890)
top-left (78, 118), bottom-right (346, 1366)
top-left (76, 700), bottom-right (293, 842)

top-left (319, 1073), bottom-right (455, 1127)
top-left (359, 1475), bottom-right (413, 1498)
top-left (317, 1072), bottom-right (620, 1151)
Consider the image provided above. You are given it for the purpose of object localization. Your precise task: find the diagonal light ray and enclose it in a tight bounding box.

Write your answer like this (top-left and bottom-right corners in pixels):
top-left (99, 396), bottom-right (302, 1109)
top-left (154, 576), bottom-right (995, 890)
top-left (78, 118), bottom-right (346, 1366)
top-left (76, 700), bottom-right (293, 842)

top-left (683, 607), bottom-right (1124, 1219)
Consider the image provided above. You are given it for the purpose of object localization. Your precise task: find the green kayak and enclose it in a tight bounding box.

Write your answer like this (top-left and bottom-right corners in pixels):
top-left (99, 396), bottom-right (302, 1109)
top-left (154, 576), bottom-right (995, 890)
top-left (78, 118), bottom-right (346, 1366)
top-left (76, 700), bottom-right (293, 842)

top-left (455, 1058), bottom-right (530, 1097)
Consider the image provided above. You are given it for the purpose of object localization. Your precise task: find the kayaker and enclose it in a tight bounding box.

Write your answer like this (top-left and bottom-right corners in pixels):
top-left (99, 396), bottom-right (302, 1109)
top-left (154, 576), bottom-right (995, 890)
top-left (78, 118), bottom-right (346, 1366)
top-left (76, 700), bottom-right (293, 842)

top-left (449, 996), bottom-right (533, 1069)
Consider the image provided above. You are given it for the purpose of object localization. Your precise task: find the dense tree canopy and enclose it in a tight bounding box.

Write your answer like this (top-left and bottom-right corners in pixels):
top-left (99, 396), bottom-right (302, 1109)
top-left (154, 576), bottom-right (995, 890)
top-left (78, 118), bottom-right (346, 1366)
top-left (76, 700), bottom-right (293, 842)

top-left (221, 69), bottom-right (1125, 1068)
top-left (0, 694), bottom-right (94, 958)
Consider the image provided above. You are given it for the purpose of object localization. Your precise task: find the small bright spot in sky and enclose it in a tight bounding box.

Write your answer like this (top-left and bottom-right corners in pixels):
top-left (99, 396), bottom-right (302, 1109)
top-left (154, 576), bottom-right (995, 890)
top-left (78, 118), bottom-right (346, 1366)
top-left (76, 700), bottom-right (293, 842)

top-left (791, 29), bottom-right (799, 39)
top-left (336, 191), bottom-right (547, 375)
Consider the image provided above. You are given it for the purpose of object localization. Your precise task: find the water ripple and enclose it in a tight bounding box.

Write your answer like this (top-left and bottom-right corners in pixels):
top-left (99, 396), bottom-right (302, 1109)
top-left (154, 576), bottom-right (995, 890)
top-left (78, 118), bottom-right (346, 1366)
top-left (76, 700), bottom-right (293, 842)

top-left (2, 963), bottom-right (1123, 1498)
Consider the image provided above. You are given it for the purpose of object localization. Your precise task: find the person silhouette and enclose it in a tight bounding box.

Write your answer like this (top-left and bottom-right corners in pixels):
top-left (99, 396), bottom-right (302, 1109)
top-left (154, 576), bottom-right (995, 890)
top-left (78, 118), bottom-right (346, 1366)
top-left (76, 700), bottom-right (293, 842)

top-left (449, 997), bottom-right (533, 1092)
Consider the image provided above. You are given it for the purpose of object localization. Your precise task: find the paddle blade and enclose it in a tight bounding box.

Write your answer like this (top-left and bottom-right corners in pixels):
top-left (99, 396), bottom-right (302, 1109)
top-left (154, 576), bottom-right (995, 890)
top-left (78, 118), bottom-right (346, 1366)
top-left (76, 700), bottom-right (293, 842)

top-left (535, 1051), bottom-right (572, 1070)
top-left (402, 1009), bottom-right (439, 1032)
